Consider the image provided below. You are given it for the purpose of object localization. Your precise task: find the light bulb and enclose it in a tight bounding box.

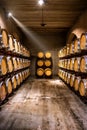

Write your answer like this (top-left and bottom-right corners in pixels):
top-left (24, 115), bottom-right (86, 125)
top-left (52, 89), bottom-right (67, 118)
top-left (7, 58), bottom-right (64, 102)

top-left (38, 0), bottom-right (44, 6)
top-left (8, 12), bottom-right (12, 17)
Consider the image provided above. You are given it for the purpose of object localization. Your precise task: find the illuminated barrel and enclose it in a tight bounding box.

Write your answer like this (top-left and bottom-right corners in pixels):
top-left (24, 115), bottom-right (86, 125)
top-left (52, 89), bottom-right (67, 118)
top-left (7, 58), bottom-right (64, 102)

top-left (14, 39), bottom-right (19, 52)
top-left (5, 78), bottom-right (13, 95)
top-left (74, 38), bottom-right (80, 53)
top-left (80, 56), bottom-right (87, 72)
top-left (12, 57), bottom-right (18, 71)
top-left (80, 32), bottom-right (87, 50)
top-left (70, 58), bottom-right (75, 70)
top-left (70, 75), bottom-right (75, 87)
top-left (37, 68), bottom-right (44, 77)
top-left (79, 79), bottom-right (87, 96)
top-left (12, 75), bottom-right (17, 90)
top-left (45, 68), bottom-right (52, 77)
top-left (37, 52), bottom-right (44, 58)
top-left (16, 74), bottom-right (21, 86)
top-left (0, 81), bottom-right (7, 102)
top-left (74, 76), bottom-right (81, 91)
top-left (37, 60), bottom-right (44, 67)
top-left (9, 35), bottom-right (14, 51)
top-left (7, 57), bottom-right (14, 72)
top-left (45, 60), bottom-right (51, 67)
top-left (74, 57), bottom-right (80, 72)
top-left (45, 52), bottom-right (51, 59)
top-left (0, 29), bottom-right (9, 48)
top-left (0, 56), bottom-right (8, 75)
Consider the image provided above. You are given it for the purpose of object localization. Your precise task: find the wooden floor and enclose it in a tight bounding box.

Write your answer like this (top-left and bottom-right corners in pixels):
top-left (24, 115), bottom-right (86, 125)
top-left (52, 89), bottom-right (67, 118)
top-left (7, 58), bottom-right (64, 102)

top-left (0, 78), bottom-right (87, 130)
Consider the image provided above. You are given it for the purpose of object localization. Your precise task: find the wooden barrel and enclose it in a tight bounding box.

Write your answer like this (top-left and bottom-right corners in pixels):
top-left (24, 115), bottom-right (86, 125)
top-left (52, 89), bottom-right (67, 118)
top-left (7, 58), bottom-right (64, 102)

top-left (70, 58), bottom-right (75, 70)
top-left (62, 71), bottom-right (65, 80)
top-left (69, 42), bottom-right (74, 54)
top-left (12, 57), bottom-right (18, 71)
top-left (45, 52), bottom-right (51, 59)
top-left (67, 59), bottom-right (70, 70)
top-left (12, 75), bottom-right (17, 89)
top-left (66, 73), bottom-right (71, 84)
top-left (7, 57), bottom-right (14, 72)
top-left (64, 72), bottom-right (68, 82)
top-left (74, 38), bottom-right (80, 53)
top-left (74, 76), bottom-right (81, 91)
top-left (45, 68), bottom-right (52, 77)
top-left (0, 81), bottom-right (7, 102)
top-left (70, 75), bottom-right (75, 87)
top-left (37, 68), bottom-right (44, 76)
top-left (16, 74), bottom-right (21, 86)
top-left (9, 35), bottom-right (14, 51)
top-left (5, 78), bottom-right (13, 95)
top-left (0, 29), bottom-right (9, 48)
top-left (37, 52), bottom-right (44, 58)
top-left (74, 57), bottom-right (80, 72)
top-left (80, 56), bottom-right (87, 72)
top-left (45, 60), bottom-right (51, 67)
top-left (0, 56), bottom-right (8, 75)
top-left (58, 49), bottom-right (63, 58)
top-left (19, 73), bottom-right (23, 83)
top-left (37, 60), bottom-right (44, 67)
top-left (80, 33), bottom-right (87, 50)
top-left (14, 39), bottom-right (19, 52)
top-left (79, 79), bottom-right (87, 96)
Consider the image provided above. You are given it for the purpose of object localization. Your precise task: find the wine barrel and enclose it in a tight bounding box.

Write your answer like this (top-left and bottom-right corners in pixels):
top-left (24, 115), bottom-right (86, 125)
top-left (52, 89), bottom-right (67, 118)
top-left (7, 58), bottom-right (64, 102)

top-left (74, 38), bottom-right (80, 53)
top-left (66, 73), bottom-right (71, 84)
top-left (80, 32), bottom-right (87, 50)
top-left (67, 59), bottom-right (70, 70)
top-left (70, 58), bottom-right (75, 70)
top-left (70, 75), bottom-right (75, 87)
top-left (64, 72), bottom-right (68, 82)
top-left (0, 56), bottom-right (8, 75)
top-left (45, 52), bottom-right (51, 59)
top-left (9, 35), bottom-right (15, 51)
top-left (79, 79), bottom-right (87, 96)
top-left (45, 68), bottom-right (52, 77)
top-left (45, 60), bottom-right (51, 67)
top-left (14, 39), bottom-right (19, 52)
top-left (19, 73), bottom-right (23, 83)
top-left (12, 57), bottom-right (18, 71)
top-left (74, 57), bottom-right (80, 72)
top-left (12, 75), bottom-right (17, 89)
top-left (37, 52), bottom-right (44, 58)
top-left (0, 29), bottom-right (9, 48)
top-left (37, 60), bottom-right (44, 67)
top-left (16, 74), bottom-right (21, 86)
top-left (0, 81), bottom-right (7, 102)
top-left (69, 42), bottom-right (74, 54)
top-left (7, 57), bottom-right (14, 72)
top-left (74, 76), bottom-right (81, 91)
top-left (37, 68), bottom-right (44, 77)
top-left (5, 78), bottom-right (13, 95)
top-left (80, 56), bottom-right (87, 72)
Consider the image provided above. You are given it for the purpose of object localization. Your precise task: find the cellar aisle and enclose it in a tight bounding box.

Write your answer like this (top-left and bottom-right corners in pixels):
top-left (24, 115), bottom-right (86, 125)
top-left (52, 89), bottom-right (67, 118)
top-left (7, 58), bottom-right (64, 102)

top-left (0, 78), bottom-right (87, 130)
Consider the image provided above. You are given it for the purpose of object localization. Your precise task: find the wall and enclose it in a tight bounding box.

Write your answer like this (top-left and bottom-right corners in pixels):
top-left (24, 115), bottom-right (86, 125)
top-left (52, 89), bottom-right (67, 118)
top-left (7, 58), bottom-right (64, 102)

top-left (67, 10), bottom-right (87, 44)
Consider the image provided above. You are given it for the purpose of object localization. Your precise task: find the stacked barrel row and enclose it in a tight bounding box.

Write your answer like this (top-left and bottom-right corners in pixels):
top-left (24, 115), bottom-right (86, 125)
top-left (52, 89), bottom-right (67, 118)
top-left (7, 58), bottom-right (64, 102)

top-left (0, 28), bottom-right (30, 104)
top-left (58, 32), bottom-right (87, 97)
top-left (36, 52), bottom-right (53, 78)
top-left (0, 29), bottom-right (30, 57)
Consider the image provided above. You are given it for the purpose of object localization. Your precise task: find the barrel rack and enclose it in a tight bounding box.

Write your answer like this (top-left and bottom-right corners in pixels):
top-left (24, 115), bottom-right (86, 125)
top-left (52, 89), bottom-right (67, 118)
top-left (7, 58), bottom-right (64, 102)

top-left (0, 29), bottom-right (31, 105)
top-left (58, 32), bottom-right (87, 99)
